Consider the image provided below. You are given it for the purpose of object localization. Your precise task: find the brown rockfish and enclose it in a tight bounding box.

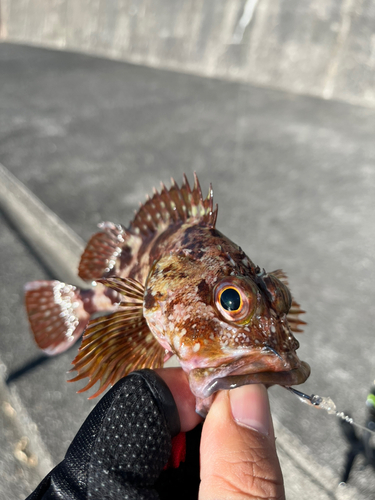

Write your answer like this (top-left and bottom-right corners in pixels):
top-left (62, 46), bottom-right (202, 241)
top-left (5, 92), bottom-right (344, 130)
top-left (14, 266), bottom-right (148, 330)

top-left (25, 174), bottom-right (310, 415)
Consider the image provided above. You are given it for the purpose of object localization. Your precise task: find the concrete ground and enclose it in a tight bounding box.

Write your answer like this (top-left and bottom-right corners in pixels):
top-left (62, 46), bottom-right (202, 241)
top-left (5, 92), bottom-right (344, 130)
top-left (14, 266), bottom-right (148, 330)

top-left (0, 42), bottom-right (375, 499)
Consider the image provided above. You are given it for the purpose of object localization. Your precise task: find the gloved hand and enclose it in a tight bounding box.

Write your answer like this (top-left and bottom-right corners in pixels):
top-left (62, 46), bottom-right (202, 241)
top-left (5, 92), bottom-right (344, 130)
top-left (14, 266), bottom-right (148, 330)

top-left (26, 368), bottom-right (285, 500)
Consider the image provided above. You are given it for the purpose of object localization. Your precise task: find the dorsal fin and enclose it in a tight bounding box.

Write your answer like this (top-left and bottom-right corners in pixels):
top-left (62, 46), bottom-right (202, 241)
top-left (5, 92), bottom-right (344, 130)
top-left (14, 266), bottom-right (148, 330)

top-left (78, 222), bottom-right (127, 281)
top-left (270, 269), bottom-right (307, 334)
top-left (78, 222), bottom-right (143, 282)
top-left (77, 175), bottom-right (217, 282)
top-left (130, 173), bottom-right (218, 236)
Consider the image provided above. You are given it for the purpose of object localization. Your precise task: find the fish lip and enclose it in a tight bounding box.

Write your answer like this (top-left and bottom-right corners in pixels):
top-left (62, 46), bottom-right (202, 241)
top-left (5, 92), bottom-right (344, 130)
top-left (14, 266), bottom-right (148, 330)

top-left (202, 361), bottom-right (311, 398)
top-left (188, 351), bottom-right (310, 400)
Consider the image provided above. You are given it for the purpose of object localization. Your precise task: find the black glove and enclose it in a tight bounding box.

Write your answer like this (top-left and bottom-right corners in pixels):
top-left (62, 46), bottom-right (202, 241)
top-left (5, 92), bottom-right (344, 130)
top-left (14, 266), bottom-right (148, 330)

top-left (26, 369), bottom-right (201, 500)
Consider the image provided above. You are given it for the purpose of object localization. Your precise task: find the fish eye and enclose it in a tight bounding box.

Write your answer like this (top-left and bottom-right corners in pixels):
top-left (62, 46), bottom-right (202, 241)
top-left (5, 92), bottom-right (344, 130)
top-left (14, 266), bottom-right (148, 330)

top-left (219, 287), bottom-right (242, 312)
top-left (214, 278), bottom-right (257, 324)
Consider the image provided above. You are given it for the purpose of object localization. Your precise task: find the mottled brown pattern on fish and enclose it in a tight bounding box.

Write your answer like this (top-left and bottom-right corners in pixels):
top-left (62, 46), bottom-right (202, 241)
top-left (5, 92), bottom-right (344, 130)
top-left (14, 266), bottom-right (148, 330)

top-left (144, 244), bottom-right (298, 364)
top-left (25, 173), bottom-right (308, 410)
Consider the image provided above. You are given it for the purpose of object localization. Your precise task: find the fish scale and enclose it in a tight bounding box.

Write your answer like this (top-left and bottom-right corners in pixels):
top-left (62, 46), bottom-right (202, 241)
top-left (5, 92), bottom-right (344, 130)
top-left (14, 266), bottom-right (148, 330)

top-left (24, 173), bottom-right (309, 415)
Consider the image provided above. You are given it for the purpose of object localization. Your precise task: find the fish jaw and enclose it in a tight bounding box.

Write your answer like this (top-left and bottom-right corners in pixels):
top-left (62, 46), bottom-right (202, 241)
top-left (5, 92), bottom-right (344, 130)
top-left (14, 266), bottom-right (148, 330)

top-left (186, 349), bottom-right (311, 416)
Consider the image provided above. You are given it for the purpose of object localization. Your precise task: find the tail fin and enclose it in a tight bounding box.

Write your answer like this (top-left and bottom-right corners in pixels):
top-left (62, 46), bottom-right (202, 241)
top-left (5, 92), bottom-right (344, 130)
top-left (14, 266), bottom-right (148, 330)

top-left (24, 280), bottom-right (90, 355)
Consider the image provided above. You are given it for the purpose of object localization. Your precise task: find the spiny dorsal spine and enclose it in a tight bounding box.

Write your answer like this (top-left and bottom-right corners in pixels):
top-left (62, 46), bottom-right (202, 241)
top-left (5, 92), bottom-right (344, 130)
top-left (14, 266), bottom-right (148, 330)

top-left (130, 173), bottom-right (217, 236)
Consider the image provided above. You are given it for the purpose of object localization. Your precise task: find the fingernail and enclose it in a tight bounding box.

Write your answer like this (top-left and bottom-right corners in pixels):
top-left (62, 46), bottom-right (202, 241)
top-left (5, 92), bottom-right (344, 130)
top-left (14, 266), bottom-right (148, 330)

top-left (230, 384), bottom-right (271, 436)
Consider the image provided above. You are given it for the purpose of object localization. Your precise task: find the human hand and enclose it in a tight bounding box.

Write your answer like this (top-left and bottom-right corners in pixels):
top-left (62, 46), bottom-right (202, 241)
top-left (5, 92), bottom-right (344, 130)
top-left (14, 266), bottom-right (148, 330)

top-left (27, 367), bottom-right (284, 500)
top-left (157, 368), bottom-right (285, 500)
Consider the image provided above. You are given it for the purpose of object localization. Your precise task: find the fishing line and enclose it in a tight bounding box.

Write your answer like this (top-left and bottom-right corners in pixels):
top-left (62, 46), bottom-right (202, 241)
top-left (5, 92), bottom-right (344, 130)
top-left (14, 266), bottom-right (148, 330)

top-left (286, 387), bottom-right (375, 436)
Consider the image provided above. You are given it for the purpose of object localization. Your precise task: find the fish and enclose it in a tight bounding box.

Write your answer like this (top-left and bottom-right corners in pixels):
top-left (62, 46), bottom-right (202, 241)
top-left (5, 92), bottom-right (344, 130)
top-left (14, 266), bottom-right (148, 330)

top-left (25, 173), bottom-right (310, 415)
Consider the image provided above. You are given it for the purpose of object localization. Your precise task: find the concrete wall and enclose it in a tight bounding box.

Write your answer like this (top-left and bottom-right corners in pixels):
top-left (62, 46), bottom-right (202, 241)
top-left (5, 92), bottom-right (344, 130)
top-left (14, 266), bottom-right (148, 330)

top-left (1, 0), bottom-right (375, 108)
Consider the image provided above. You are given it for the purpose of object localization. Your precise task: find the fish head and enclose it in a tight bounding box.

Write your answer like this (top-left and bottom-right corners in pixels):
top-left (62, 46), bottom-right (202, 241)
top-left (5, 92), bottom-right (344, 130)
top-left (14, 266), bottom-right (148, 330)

top-left (143, 225), bottom-right (310, 414)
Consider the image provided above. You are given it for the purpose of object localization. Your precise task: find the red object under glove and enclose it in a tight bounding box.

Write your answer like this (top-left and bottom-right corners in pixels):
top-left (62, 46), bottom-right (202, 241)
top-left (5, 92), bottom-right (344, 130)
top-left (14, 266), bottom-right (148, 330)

top-left (164, 432), bottom-right (186, 469)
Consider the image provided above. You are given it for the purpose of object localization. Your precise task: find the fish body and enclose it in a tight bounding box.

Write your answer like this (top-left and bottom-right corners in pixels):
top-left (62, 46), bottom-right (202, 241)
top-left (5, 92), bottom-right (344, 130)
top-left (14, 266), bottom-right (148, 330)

top-left (25, 174), bottom-right (309, 414)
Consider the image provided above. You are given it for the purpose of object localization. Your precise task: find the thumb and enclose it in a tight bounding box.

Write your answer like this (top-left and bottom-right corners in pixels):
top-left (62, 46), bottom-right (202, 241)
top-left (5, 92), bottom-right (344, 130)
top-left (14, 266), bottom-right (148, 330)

top-left (199, 384), bottom-right (285, 500)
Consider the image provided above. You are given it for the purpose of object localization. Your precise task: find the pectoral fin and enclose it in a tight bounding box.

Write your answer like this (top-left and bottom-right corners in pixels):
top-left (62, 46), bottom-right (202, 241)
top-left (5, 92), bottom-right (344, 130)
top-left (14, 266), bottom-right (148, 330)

top-left (270, 269), bottom-right (306, 333)
top-left (69, 277), bottom-right (165, 398)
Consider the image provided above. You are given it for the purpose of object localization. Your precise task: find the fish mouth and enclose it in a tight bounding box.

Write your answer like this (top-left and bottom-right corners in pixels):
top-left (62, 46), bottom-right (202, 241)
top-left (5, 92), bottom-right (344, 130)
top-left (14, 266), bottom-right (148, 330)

top-left (188, 348), bottom-right (311, 401)
top-left (200, 361), bottom-right (311, 397)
